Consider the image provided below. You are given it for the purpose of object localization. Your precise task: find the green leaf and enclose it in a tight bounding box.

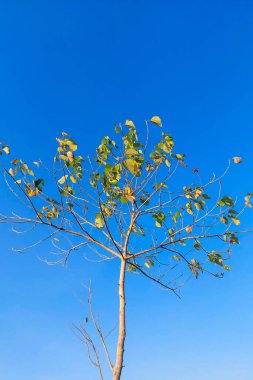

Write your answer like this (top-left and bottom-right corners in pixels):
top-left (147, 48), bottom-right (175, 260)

top-left (139, 191), bottom-right (150, 206)
top-left (60, 189), bottom-right (67, 197)
top-left (208, 251), bottom-right (223, 266)
top-left (226, 232), bottom-right (240, 244)
top-left (34, 178), bottom-right (45, 188)
top-left (155, 182), bottom-right (167, 190)
top-left (64, 185), bottom-right (74, 195)
top-left (152, 211), bottom-right (166, 227)
top-left (202, 194), bottom-right (211, 199)
top-left (228, 209), bottom-right (238, 215)
top-left (46, 197), bottom-right (60, 206)
top-left (217, 196), bottom-right (234, 207)
top-left (128, 264), bottom-right (136, 272)
top-left (194, 243), bottom-right (201, 250)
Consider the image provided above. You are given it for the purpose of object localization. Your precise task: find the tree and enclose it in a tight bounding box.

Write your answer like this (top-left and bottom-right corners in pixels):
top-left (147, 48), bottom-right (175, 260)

top-left (0, 117), bottom-right (251, 379)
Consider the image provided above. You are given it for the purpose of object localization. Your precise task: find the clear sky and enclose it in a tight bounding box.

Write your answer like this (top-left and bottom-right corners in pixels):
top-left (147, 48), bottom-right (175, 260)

top-left (0, 1), bottom-right (253, 379)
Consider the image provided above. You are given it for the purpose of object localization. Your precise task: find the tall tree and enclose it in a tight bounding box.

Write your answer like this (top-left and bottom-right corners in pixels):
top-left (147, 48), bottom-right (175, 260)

top-left (0, 117), bottom-right (251, 379)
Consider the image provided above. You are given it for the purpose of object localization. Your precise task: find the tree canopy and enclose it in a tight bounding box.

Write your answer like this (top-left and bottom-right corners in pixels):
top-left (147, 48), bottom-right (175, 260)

top-left (0, 117), bottom-right (252, 379)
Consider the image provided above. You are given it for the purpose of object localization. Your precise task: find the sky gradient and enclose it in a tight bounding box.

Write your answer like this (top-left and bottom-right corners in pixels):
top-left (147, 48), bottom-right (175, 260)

top-left (0, 1), bottom-right (253, 379)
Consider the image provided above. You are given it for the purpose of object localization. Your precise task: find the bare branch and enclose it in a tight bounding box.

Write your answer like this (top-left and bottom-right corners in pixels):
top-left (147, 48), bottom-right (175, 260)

top-left (127, 261), bottom-right (180, 297)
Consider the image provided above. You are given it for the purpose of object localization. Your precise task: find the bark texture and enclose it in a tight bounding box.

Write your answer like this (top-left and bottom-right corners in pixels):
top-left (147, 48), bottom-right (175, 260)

top-left (113, 259), bottom-right (126, 380)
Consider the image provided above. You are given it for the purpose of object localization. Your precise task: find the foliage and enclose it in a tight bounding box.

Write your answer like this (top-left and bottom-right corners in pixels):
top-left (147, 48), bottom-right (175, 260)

top-left (0, 118), bottom-right (248, 280)
top-left (0, 117), bottom-right (251, 379)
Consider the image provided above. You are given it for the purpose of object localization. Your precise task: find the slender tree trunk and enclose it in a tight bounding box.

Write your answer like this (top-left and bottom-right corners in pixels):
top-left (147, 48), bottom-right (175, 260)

top-left (113, 258), bottom-right (126, 380)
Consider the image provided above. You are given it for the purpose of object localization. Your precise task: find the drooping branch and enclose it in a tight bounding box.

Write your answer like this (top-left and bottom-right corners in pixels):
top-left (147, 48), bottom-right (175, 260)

top-left (127, 260), bottom-right (180, 296)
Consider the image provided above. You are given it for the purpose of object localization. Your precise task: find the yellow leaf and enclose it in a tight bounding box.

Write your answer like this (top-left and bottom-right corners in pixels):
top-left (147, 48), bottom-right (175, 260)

top-left (67, 151), bottom-right (74, 162)
top-left (66, 140), bottom-right (77, 151)
top-left (59, 155), bottom-right (68, 161)
top-left (173, 255), bottom-right (181, 261)
top-left (185, 226), bottom-right (192, 233)
top-left (125, 186), bottom-right (135, 203)
top-left (15, 179), bottom-right (22, 184)
top-left (125, 120), bottom-right (135, 128)
top-left (231, 217), bottom-right (240, 226)
top-left (27, 168), bottom-right (34, 177)
top-left (194, 188), bottom-right (202, 198)
top-left (165, 159), bottom-right (171, 167)
top-left (150, 116), bottom-right (162, 127)
top-left (245, 201), bottom-right (253, 209)
top-left (2, 146), bottom-right (10, 155)
top-left (123, 159), bottom-right (141, 177)
top-left (233, 156), bottom-right (242, 164)
top-left (33, 161), bottom-right (40, 167)
top-left (126, 194), bottom-right (135, 203)
top-left (145, 163), bottom-right (154, 171)
top-left (58, 175), bottom-right (68, 184)
top-left (29, 189), bottom-right (36, 197)
top-left (56, 138), bottom-right (63, 145)
top-left (26, 186), bottom-right (36, 197)
top-left (95, 213), bottom-right (104, 228)
top-left (9, 168), bottom-right (14, 176)
top-left (70, 175), bottom-right (77, 184)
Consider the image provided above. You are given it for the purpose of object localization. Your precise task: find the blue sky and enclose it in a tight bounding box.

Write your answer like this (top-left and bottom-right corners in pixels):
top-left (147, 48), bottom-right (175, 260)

top-left (0, 1), bottom-right (253, 379)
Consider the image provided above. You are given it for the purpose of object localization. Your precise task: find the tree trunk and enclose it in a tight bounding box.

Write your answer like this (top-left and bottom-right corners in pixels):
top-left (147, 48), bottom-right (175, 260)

top-left (113, 258), bottom-right (126, 380)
